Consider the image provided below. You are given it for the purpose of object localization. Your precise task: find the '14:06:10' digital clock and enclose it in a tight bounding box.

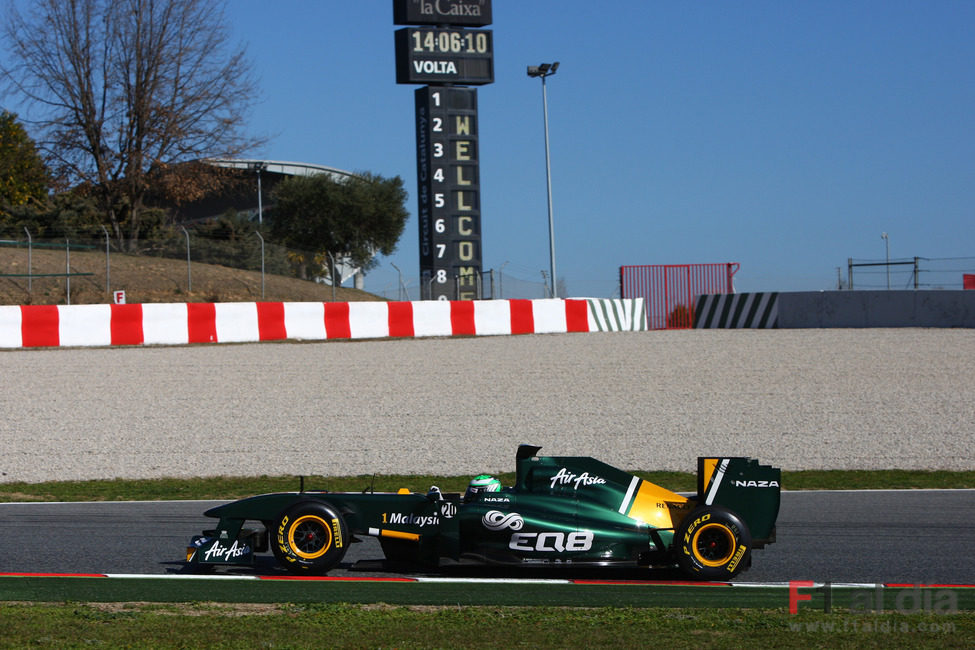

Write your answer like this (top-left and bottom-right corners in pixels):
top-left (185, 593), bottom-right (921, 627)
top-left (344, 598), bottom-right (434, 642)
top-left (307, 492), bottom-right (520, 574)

top-left (395, 27), bottom-right (494, 86)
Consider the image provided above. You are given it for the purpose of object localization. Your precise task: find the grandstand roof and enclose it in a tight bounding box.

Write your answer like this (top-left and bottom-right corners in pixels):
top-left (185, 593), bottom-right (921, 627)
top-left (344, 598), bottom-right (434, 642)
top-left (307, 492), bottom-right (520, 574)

top-left (204, 158), bottom-right (356, 180)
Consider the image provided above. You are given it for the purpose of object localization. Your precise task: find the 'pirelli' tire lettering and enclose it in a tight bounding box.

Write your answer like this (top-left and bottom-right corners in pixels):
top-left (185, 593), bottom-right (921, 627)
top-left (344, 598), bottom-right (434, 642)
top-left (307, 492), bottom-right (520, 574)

top-left (271, 502), bottom-right (348, 575)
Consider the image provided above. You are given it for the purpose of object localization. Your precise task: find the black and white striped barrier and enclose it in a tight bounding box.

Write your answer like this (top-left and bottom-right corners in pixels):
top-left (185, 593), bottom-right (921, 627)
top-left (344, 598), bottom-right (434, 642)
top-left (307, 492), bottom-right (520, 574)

top-left (694, 293), bottom-right (779, 329)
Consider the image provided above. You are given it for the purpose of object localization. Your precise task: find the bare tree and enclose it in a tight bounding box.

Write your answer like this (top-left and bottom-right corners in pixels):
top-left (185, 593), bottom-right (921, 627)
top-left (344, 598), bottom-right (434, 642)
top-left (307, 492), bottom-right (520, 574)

top-left (1, 0), bottom-right (262, 249)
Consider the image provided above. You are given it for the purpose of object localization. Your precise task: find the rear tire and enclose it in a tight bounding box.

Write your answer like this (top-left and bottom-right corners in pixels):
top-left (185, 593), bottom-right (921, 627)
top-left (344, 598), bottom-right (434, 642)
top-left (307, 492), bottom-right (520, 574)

top-left (675, 506), bottom-right (751, 580)
top-left (271, 502), bottom-right (349, 574)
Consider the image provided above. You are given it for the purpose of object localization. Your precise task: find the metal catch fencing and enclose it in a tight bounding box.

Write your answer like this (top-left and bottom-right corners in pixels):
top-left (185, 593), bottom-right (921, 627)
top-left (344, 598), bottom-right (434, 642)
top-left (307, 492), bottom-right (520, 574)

top-left (0, 228), bottom-right (300, 304)
top-left (846, 256), bottom-right (975, 290)
top-left (1, 228), bottom-right (556, 305)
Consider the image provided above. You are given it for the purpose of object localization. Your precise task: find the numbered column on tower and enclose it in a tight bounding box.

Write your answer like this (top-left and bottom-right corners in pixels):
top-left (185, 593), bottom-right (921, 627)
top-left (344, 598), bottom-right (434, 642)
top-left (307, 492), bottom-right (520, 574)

top-left (414, 86), bottom-right (482, 300)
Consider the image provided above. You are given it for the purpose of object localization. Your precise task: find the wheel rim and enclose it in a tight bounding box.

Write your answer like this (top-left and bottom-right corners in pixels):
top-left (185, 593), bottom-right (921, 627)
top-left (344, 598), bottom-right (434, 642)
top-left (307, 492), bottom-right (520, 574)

top-left (287, 514), bottom-right (333, 559)
top-left (691, 522), bottom-right (736, 567)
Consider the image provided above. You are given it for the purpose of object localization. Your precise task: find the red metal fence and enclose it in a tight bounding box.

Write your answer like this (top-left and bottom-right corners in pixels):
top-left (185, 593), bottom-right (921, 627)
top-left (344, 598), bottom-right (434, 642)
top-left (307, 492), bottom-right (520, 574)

top-left (620, 263), bottom-right (739, 329)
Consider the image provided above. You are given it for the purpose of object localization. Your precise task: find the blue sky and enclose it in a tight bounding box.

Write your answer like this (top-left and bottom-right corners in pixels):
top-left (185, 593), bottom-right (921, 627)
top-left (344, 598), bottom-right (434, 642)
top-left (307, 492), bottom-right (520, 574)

top-left (12, 1), bottom-right (975, 297)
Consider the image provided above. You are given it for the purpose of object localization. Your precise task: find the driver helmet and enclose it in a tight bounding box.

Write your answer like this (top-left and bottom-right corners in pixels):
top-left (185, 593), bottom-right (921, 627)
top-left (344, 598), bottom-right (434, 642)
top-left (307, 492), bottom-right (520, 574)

top-left (465, 474), bottom-right (502, 502)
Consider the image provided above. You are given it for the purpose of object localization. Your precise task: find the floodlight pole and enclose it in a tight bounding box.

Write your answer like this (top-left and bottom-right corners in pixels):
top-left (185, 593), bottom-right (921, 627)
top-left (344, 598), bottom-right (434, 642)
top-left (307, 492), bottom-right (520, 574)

top-left (881, 232), bottom-right (890, 289)
top-left (528, 62), bottom-right (560, 298)
top-left (254, 162), bottom-right (267, 225)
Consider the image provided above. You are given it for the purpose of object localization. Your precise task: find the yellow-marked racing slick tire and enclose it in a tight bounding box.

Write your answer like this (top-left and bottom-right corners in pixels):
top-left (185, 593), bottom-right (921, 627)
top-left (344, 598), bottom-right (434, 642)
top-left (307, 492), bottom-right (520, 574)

top-left (271, 502), bottom-right (349, 574)
top-left (675, 506), bottom-right (752, 580)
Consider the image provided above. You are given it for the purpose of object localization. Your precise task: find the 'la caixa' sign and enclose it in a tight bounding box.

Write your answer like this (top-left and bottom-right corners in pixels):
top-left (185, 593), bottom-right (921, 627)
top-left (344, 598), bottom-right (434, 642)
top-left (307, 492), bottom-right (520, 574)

top-left (393, 0), bottom-right (492, 27)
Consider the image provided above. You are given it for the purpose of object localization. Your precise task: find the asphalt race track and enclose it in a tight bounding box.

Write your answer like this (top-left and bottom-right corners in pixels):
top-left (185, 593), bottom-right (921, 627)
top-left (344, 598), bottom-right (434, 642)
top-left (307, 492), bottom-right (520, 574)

top-left (2, 490), bottom-right (972, 584)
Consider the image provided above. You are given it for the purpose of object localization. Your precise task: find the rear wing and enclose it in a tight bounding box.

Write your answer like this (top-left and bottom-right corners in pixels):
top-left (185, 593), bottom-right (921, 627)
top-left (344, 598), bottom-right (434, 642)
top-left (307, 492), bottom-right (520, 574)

top-left (697, 457), bottom-right (780, 545)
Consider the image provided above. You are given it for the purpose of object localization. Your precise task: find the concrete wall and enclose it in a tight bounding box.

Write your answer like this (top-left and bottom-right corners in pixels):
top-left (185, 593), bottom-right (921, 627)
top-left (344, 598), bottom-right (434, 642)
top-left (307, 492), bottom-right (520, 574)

top-left (695, 290), bottom-right (975, 328)
top-left (778, 290), bottom-right (975, 328)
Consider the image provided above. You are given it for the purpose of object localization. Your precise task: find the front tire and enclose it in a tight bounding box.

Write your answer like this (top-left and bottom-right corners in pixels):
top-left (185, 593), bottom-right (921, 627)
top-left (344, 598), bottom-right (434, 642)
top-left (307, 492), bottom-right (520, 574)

top-left (674, 506), bottom-right (751, 580)
top-left (271, 502), bottom-right (349, 574)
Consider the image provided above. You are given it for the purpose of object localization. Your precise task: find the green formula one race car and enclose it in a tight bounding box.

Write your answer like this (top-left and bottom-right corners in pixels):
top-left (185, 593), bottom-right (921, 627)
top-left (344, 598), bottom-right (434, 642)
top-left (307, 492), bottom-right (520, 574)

top-left (186, 445), bottom-right (780, 580)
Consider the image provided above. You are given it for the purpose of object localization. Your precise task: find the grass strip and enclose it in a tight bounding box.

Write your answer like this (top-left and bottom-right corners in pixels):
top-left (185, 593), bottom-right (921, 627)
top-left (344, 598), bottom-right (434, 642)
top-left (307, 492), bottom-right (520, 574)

top-left (0, 601), bottom-right (971, 648)
top-left (0, 575), bottom-right (975, 614)
top-left (0, 576), bottom-right (778, 608)
top-left (1, 470), bottom-right (972, 503)
top-left (2, 577), bottom-right (973, 610)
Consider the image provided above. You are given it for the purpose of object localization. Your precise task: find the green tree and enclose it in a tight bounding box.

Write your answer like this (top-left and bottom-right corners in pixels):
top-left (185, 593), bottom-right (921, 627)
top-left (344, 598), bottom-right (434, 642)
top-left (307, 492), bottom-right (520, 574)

top-left (270, 172), bottom-right (408, 281)
top-left (667, 304), bottom-right (693, 329)
top-left (1, 0), bottom-right (261, 251)
top-left (0, 111), bottom-right (49, 219)
top-left (0, 188), bottom-right (103, 241)
top-left (178, 210), bottom-right (290, 276)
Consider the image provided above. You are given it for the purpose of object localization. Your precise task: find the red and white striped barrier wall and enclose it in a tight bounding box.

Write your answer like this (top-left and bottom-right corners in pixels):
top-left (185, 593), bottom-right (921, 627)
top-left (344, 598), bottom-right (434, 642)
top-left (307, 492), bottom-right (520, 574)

top-left (0, 298), bottom-right (646, 348)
